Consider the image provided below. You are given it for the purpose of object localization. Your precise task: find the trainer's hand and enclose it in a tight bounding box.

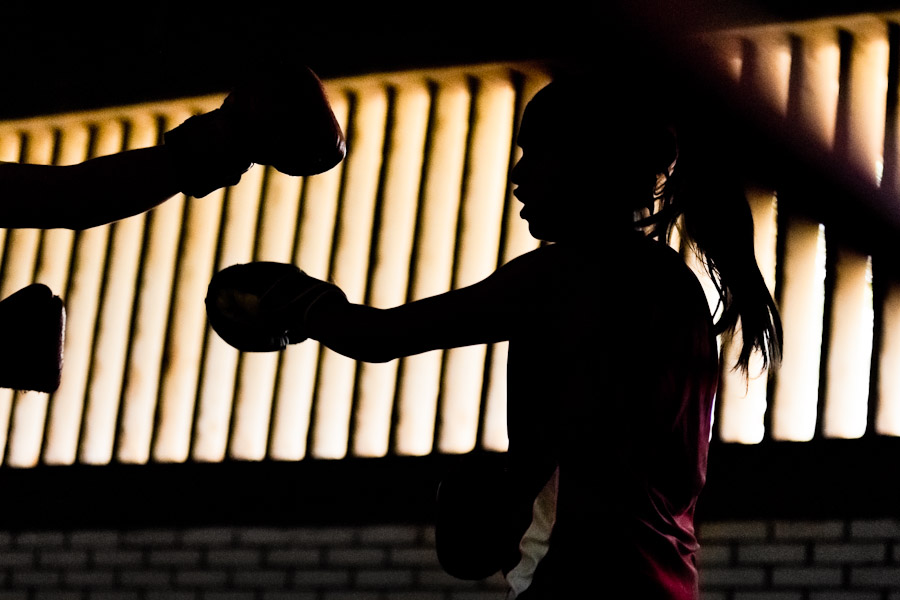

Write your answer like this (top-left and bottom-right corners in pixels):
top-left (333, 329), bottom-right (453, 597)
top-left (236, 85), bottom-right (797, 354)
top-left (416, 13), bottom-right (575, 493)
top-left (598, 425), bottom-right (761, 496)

top-left (206, 262), bottom-right (346, 352)
top-left (0, 284), bottom-right (65, 393)
top-left (165, 62), bottom-right (346, 198)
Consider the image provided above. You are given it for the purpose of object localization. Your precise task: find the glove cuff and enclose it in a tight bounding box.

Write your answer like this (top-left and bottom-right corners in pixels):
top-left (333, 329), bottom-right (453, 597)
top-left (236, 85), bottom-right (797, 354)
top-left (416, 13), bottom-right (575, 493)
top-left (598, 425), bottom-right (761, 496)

top-left (164, 109), bottom-right (253, 198)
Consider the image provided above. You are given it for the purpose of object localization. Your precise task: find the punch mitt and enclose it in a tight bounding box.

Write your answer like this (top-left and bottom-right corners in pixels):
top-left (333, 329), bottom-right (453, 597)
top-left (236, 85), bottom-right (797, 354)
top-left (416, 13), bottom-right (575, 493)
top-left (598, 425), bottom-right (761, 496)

top-left (206, 261), bottom-right (345, 352)
top-left (165, 62), bottom-right (346, 198)
top-left (223, 62), bottom-right (347, 177)
top-left (0, 284), bottom-right (65, 393)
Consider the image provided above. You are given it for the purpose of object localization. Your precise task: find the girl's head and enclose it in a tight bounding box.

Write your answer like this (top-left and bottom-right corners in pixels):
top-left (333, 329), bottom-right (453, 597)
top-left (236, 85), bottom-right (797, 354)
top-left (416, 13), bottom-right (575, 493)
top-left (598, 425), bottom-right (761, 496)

top-left (511, 76), bottom-right (677, 243)
top-left (512, 70), bottom-right (782, 374)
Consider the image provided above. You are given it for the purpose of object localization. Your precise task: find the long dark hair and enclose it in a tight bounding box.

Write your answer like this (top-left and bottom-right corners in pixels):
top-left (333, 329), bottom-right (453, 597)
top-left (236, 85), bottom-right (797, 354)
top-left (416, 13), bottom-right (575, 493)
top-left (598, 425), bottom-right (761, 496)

top-left (538, 66), bottom-right (783, 374)
top-left (637, 123), bottom-right (783, 375)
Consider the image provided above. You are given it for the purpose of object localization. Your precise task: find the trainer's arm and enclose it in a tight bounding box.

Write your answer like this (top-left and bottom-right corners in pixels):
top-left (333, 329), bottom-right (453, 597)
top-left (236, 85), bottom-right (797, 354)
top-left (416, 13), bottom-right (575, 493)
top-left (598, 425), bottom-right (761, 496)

top-left (0, 146), bottom-right (181, 230)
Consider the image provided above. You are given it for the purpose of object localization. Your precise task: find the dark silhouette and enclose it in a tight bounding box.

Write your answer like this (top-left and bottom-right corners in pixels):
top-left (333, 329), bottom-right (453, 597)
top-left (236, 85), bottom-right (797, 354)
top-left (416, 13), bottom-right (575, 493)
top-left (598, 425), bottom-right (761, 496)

top-left (0, 63), bottom-right (345, 393)
top-left (206, 70), bottom-right (782, 598)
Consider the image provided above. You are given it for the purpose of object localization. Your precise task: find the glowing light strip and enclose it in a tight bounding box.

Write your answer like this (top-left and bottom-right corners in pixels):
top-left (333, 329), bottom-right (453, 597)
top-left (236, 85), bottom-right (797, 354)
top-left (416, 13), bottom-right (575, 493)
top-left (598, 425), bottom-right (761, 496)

top-left (193, 154), bottom-right (266, 462)
top-left (715, 190), bottom-right (778, 444)
top-left (5, 127), bottom-right (55, 468)
top-left (268, 94), bottom-right (348, 462)
top-left (152, 106), bottom-right (225, 463)
top-left (393, 78), bottom-right (471, 456)
top-left (311, 86), bottom-right (388, 460)
top-left (351, 83), bottom-right (430, 458)
top-left (438, 74), bottom-right (516, 454)
top-left (229, 168), bottom-right (304, 461)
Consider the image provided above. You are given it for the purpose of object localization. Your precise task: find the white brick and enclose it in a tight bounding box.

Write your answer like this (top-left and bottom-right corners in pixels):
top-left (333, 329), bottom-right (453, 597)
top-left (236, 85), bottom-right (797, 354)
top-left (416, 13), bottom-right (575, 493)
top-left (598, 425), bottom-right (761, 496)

top-left (390, 547), bottom-right (441, 567)
top-left (121, 530), bottom-right (178, 547)
top-left (206, 548), bottom-right (261, 567)
top-left (39, 549), bottom-right (89, 568)
top-left (771, 566), bottom-right (843, 586)
top-left (292, 569), bottom-right (352, 588)
top-left (12, 570), bottom-right (61, 587)
top-left (325, 548), bottom-right (386, 567)
top-left (811, 592), bottom-right (882, 600)
top-left (147, 549), bottom-right (202, 567)
top-left (358, 525), bottom-right (419, 545)
top-left (851, 566), bottom-right (900, 586)
top-left (814, 543), bottom-right (885, 564)
top-left (851, 519), bottom-right (900, 539)
top-left (733, 593), bottom-right (803, 600)
top-left (174, 570), bottom-right (228, 587)
top-left (118, 569), bottom-right (171, 588)
top-left (699, 566), bottom-right (766, 587)
top-left (266, 548), bottom-right (321, 566)
top-left (16, 532), bottom-right (65, 547)
top-left (92, 550), bottom-right (143, 567)
top-left (737, 543), bottom-right (806, 564)
top-left (354, 569), bottom-right (414, 588)
top-left (69, 531), bottom-right (120, 547)
top-left (181, 528), bottom-right (234, 546)
top-left (64, 571), bottom-right (115, 587)
top-left (232, 570), bottom-right (287, 588)
top-left (699, 521), bottom-right (769, 541)
top-left (774, 521), bottom-right (844, 540)
top-left (697, 543), bottom-right (732, 565)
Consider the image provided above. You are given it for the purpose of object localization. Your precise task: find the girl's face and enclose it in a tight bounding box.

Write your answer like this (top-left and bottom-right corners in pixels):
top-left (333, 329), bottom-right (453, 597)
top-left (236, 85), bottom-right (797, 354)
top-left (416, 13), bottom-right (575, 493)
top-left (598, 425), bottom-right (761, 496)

top-left (510, 83), bottom-right (675, 244)
top-left (510, 97), bottom-right (598, 243)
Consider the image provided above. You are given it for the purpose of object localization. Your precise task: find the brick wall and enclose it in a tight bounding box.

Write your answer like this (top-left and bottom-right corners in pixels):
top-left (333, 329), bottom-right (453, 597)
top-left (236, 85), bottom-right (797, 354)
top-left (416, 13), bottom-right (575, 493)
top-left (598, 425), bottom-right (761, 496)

top-left (0, 524), bottom-right (507, 600)
top-left (3, 519), bottom-right (900, 598)
top-left (697, 519), bottom-right (900, 599)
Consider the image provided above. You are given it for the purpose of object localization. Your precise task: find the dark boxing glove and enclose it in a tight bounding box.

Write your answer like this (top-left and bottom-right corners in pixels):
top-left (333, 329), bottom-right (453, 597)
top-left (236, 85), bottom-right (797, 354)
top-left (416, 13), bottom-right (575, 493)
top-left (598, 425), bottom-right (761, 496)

top-left (206, 262), bottom-right (346, 352)
top-left (435, 454), bottom-right (510, 580)
top-left (165, 62), bottom-right (347, 198)
top-left (0, 284), bottom-right (65, 393)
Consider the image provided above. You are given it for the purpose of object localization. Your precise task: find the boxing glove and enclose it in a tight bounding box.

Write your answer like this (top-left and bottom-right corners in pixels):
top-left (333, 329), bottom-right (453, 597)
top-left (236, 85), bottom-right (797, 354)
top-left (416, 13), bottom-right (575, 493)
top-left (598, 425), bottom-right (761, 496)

top-left (0, 284), bottom-right (65, 393)
top-left (206, 261), bottom-right (345, 352)
top-left (165, 62), bottom-right (346, 198)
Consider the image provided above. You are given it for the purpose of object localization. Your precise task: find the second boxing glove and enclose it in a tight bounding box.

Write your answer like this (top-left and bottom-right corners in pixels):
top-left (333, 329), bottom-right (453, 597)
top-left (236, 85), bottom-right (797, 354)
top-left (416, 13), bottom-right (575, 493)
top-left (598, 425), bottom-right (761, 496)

top-left (206, 261), bottom-right (346, 352)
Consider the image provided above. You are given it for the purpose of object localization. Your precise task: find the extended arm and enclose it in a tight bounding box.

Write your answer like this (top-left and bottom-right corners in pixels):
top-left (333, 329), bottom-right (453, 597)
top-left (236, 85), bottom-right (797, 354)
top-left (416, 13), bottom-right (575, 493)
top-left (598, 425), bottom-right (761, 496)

top-left (0, 63), bottom-right (345, 231)
top-left (205, 247), bottom-right (559, 361)
top-left (0, 148), bottom-right (181, 230)
top-left (306, 278), bottom-right (519, 363)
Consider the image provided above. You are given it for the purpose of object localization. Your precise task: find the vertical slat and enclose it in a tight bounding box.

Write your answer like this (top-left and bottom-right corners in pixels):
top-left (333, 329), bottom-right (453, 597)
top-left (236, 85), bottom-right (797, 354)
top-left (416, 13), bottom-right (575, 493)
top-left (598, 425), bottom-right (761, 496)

top-left (393, 78), bottom-right (471, 456)
top-left (79, 114), bottom-right (157, 465)
top-left (481, 70), bottom-right (548, 453)
top-left (192, 160), bottom-right (266, 462)
top-left (715, 189), bottom-right (778, 444)
top-left (0, 131), bottom-right (21, 464)
top-left (268, 92), bottom-right (349, 461)
top-left (790, 26), bottom-right (842, 149)
top-left (33, 123), bottom-right (90, 464)
top-left (116, 129), bottom-right (187, 464)
top-left (839, 20), bottom-right (890, 183)
top-left (437, 73), bottom-right (516, 454)
top-left (823, 247), bottom-right (874, 438)
top-left (771, 218), bottom-right (827, 440)
top-left (229, 167), bottom-right (304, 461)
top-left (45, 122), bottom-right (121, 464)
top-left (311, 86), bottom-right (388, 460)
top-left (741, 31), bottom-right (793, 115)
top-left (351, 81), bottom-right (430, 458)
top-left (5, 126), bottom-right (56, 467)
top-left (151, 102), bottom-right (225, 463)
top-left (877, 278), bottom-right (900, 434)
